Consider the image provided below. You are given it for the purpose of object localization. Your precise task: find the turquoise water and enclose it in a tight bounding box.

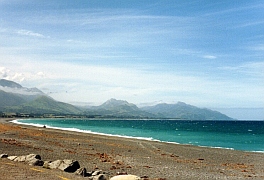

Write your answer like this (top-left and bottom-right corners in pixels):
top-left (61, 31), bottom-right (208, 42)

top-left (14, 119), bottom-right (264, 153)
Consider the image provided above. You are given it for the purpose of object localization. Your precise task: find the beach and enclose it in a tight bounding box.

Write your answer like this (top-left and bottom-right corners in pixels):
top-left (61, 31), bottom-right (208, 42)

top-left (1, 118), bottom-right (264, 180)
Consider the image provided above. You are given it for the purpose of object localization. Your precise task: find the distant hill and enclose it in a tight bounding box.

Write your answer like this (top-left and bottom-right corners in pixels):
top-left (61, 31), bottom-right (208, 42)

top-left (4, 96), bottom-right (82, 114)
top-left (141, 102), bottom-right (233, 120)
top-left (85, 98), bottom-right (156, 118)
top-left (0, 90), bottom-right (26, 108)
top-left (0, 79), bottom-right (45, 102)
top-left (0, 79), bottom-right (23, 88)
top-left (0, 79), bottom-right (81, 115)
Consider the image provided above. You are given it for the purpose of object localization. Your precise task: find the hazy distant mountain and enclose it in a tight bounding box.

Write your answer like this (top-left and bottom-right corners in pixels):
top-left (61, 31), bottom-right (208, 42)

top-left (0, 79), bottom-right (81, 115)
top-left (4, 96), bottom-right (82, 114)
top-left (1, 79), bottom-right (233, 119)
top-left (0, 79), bottom-right (23, 88)
top-left (0, 90), bottom-right (26, 108)
top-left (0, 79), bottom-right (45, 102)
top-left (99, 98), bottom-right (139, 111)
top-left (141, 102), bottom-right (233, 120)
top-left (85, 98), bottom-right (156, 118)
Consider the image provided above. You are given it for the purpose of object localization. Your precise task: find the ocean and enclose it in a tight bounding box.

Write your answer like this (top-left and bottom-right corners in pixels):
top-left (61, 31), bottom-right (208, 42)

top-left (13, 119), bottom-right (264, 153)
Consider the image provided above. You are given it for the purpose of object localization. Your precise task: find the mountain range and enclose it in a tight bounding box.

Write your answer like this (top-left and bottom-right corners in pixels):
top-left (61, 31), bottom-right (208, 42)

top-left (0, 79), bottom-right (233, 120)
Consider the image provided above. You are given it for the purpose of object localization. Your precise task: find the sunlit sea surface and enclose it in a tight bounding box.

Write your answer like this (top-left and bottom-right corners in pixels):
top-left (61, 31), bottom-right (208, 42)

top-left (13, 119), bottom-right (264, 153)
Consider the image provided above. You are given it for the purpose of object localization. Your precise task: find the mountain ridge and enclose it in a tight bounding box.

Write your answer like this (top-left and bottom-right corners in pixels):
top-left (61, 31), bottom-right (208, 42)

top-left (141, 102), bottom-right (233, 120)
top-left (0, 79), bottom-right (233, 120)
top-left (0, 79), bottom-right (81, 115)
top-left (0, 79), bottom-right (22, 88)
top-left (85, 98), bottom-right (156, 118)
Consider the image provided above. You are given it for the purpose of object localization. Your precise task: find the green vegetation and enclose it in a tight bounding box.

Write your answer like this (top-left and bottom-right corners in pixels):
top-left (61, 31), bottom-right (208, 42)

top-left (0, 90), bottom-right (26, 108)
top-left (0, 79), bottom-right (233, 120)
top-left (141, 102), bottom-right (233, 120)
top-left (4, 96), bottom-right (82, 115)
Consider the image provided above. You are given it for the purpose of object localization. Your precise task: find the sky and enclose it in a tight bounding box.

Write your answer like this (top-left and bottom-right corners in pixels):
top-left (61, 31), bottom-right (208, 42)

top-left (0, 0), bottom-right (263, 119)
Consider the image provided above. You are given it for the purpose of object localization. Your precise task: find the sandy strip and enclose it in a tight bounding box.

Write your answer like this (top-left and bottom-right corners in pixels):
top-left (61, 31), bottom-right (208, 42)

top-left (0, 118), bottom-right (264, 180)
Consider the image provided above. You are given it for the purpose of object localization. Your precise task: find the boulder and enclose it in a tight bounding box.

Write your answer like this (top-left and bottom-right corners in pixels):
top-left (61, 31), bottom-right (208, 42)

top-left (7, 156), bottom-right (17, 161)
top-left (10, 154), bottom-right (43, 166)
top-left (14, 155), bottom-right (26, 162)
top-left (75, 167), bottom-right (87, 177)
top-left (43, 159), bottom-right (80, 173)
top-left (46, 160), bottom-right (63, 169)
top-left (28, 158), bottom-right (44, 166)
top-left (43, 161), bottom-right (52, 169)
top-left (110, 175), bottom-right (141, 180)
top-left (25, 154), bottom-right (41, 161)
top-left (58, 159), bottom-right (80, 172)
top-left (0, 154), bottom-right (8, 158)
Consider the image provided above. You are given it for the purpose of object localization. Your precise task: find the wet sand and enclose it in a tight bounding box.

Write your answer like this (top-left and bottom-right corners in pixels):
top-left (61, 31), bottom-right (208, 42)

top-left (0, 118), bottom-right (264, 179)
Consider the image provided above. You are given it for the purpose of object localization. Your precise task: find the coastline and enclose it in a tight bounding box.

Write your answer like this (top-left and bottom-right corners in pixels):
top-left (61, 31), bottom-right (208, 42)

top-left (13, 118), bottom-right (264, 153)
top-left (1, 118), bottom-right (264, 179)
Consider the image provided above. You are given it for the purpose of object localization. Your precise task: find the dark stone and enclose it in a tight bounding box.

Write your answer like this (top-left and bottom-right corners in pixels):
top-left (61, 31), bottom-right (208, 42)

top-left (94, 174), bottom-right (109, 180)
top-left (58, 159), bottom-right (80, 173)
top-left (0, 154), bottom-right (8, 158)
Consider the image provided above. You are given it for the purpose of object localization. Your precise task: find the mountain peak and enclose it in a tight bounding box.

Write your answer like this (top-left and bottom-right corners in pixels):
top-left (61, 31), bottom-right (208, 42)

top-left (0, 79), bottom-right (22, 88)
top-left (177, 101), bottom-right (187, 105)
top-left (98, 98), bottom-right (141, 112)
top-left (86, 98), bottom-right (154, 118)
top-left (0, 79), bottom-right (44, 96)
top-left (101, 98), bottom-right (129, 107)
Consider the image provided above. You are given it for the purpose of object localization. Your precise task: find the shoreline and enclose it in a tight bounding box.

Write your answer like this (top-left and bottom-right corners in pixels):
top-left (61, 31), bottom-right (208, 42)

top-left (8, 119), bottom-right (239, 152)
top-left (1, 118), bottom-right (264, 179)
top-left (12, 118), bottom-right (264, 154)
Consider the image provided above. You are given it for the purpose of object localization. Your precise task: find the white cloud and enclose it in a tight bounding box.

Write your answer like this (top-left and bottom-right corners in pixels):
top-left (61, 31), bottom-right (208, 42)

top-left (0, 60), bottom-right (204, 103)
top-left (17, 29), bottom-right (45, 38)
top-left (36, 72), bottom-right (45, 78)
top-left (220, 61), bottom-right (264, 78)
top-left (0, 67), bottom-right (10, 78)
top-left (202, 55), bottom-right (217, 59)
top-left (1, 56), bottom-right (264, 108)
top-left (0, 66), bottom-right (47, 82)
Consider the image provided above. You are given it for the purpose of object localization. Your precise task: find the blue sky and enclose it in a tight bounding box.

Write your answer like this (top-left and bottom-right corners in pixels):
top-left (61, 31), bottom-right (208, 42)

top-left (0, 0), bottom-right (263, 119)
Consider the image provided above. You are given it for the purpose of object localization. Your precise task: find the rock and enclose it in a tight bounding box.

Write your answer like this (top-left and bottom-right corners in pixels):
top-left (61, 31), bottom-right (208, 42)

top-left (110, 175), bottom-right (141, 180)
top-left (92, 170), bottom-right (102, 176)
top-left (44, 159), bottom-right (80, 172)
top-left (6, 154), bottom-right (43, 166)
top-left (86, 171), bottom-right (93, 177)
top-left (0, 154), bottom-right (8, 158)
top-left (25, 154), bottom-right (41, 161)
top-left (93, 174), bottom-right (109, 180)
top-left (14, 155), bottom-right (26, 162)
top-left (7, 156), bottom-right (17, 161)
top-left (75, 167), bottom-right (87, 177)
top-left (58, 159), bottom-right (80, 172)
top-left (24, 154), bottom-right (43, 166)
top-left (43, 161), bottom-right (52, 169)
top-left (47, 160), bottom-right (63, 169)
top-left (28, 158), bottom-right (44, 166)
